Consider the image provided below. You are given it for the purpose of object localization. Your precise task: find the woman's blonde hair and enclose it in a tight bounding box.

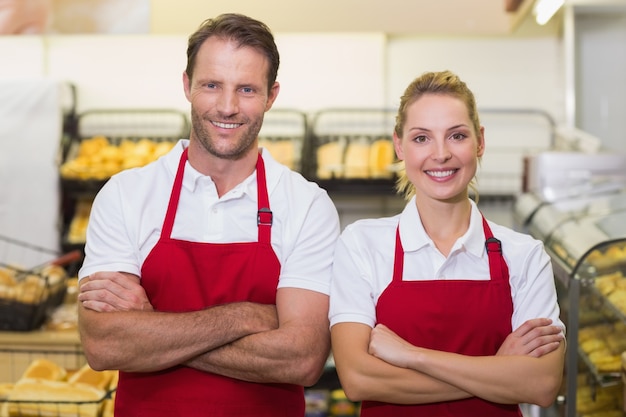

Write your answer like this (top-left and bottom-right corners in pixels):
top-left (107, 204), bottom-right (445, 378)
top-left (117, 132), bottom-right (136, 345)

top-left (393, 70), bottom-right (482, 201)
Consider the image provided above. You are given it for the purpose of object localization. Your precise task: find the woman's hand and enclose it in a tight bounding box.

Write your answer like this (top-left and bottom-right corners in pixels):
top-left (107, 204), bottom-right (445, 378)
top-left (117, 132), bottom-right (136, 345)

top-left (497, 318), bottom-right (564, 358)
top-left (368, 324), bottom-right (420, 369)
top-left (369, 317), bottom-right (564, 370)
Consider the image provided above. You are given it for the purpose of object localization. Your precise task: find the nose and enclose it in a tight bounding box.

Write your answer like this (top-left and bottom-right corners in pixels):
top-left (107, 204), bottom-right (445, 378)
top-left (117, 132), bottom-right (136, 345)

top-left (432, 139), bottom-right (452, 162)
top-left (216, 90), bottom-right (239, 117)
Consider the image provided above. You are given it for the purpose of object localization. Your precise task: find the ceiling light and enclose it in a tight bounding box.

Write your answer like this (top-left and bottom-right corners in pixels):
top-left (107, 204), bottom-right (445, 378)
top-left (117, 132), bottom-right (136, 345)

top-left (533, 0), bottom-right (565, 25)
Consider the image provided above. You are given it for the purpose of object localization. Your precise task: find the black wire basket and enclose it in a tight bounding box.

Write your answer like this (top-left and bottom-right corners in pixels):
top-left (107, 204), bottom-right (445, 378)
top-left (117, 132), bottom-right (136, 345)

top-left (0, 236), bottom-right (79, 331)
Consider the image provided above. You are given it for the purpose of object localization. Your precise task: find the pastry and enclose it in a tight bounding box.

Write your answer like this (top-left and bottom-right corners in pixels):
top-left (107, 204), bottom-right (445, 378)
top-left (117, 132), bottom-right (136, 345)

top-left (68, 364), bottom-right (115, 391)
top-left (20, 359), bottom-right (67, 381)
top-left (316, 141), bottom-right (344, 179)
top-left (344, 141), bottom-right (370, 178)
top-left (6, 378), bottom-right (105, 417)
top-left (368, 139), bottom-right (395, 178)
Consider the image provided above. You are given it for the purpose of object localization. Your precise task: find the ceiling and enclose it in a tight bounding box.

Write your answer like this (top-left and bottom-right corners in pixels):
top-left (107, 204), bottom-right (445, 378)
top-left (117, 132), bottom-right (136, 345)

top-left (152, 0), bottom-right (563, 37)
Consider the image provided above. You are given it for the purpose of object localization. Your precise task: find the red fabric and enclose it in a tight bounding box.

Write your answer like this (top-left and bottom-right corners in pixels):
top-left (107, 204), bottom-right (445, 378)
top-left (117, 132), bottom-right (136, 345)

top-left (361, 215), bottom-right (521, 417)
top-left (115, 148), bottom-right (303, 416)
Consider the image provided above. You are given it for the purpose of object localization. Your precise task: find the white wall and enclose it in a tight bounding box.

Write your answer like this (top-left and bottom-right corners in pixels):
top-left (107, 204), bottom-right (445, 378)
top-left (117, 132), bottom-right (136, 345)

top-left (0, 37), bottom-right (46, 78)
top-left (386, 36), bottom-right (565, 120)
top-left (575, 12), bottom-right (626, 152)
top-left (0, 33), bottom-right (563, 118)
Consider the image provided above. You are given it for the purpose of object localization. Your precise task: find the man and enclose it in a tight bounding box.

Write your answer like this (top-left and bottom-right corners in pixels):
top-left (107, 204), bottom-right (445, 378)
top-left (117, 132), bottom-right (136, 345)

top-left (77, 13), bottom-right (340, 416)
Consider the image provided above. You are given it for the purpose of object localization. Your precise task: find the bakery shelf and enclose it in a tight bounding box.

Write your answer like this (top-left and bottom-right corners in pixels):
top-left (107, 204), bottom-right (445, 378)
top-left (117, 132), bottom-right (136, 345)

top-left (302, 108), bottom-right (397, 186)
top-left (303, 107), bottom-right (556, 197)
top-left (258, 108), bottom-right (308, 173)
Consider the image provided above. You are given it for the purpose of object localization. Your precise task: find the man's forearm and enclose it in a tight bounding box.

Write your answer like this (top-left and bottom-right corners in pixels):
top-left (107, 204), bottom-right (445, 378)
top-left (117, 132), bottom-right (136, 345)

top-left (186, 324), bottom-right (330, 386)
top-left (79, 302), bottom-right (278, 373)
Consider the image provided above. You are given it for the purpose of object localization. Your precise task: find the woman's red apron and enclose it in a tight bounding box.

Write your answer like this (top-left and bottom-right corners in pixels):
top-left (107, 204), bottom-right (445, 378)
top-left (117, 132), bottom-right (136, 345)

top-left (361, 216), bottom-right (522, 417)
top-left (114, 148), bottom-right (304, 416)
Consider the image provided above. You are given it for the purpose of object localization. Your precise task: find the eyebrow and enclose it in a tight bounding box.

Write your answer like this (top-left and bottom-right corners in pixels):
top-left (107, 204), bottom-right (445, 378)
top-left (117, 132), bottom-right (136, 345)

top-left (407, 123), bottom-right (469, 133)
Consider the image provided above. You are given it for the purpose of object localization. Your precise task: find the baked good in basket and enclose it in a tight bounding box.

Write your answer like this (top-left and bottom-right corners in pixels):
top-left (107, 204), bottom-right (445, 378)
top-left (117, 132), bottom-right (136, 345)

top-left (20, 359), bottom-right (67, 381)
top-left (6, 378), bottom-right (106, 417)
top-left (0, 383), bottom-right (14, 401)
top-left (68, 364), bottom-right (116, 391)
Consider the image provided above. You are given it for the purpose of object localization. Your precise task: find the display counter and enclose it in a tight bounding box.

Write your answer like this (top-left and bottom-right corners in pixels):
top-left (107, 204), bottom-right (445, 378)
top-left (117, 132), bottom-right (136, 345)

top-left (516, 189), bottom-right (626, 417)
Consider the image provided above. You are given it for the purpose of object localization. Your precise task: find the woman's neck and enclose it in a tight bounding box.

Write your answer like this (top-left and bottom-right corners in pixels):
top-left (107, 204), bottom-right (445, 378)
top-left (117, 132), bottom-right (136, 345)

top-left (416, 197), bottom-right (472, 257)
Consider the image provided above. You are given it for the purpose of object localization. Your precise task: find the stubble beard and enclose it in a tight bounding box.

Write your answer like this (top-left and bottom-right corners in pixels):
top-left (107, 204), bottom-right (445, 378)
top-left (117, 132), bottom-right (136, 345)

top-left (190, 107), bottom-right (263, 161)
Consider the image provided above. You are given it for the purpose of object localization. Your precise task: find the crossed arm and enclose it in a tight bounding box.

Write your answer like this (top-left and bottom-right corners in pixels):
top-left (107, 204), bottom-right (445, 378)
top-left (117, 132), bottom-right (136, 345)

top-left (331, 319), bottom-right (565, 407)
top-left (78, 271), bottom-right (330, 386)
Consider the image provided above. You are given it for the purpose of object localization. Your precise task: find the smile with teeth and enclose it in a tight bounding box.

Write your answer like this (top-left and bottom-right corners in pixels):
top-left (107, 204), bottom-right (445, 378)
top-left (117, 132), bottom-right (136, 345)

top-left (212, 121), bottom-right (242, 129)
top-left (426, 169), bottom-right (457, 178)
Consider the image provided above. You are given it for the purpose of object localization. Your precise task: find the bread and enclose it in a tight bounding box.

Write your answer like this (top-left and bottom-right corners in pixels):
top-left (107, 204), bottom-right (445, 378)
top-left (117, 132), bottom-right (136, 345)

top-left (594, 271), bottom-right (623, 296)
top-left (0, 383), bottom-right (14, 401)
top-left (61, 136), bottom-right (176, 180)
top-left (580, 338), bottom-right (607, 354)
top-left (40, 265), bottom-right (67, 287)
top-left (68, 364), bottom-right (115, 391)
top-left (576, 384), bottom-right (621, 414)
top-left (108, 370), bottom-right (119, 390)
top-left (368, 139), bottom-right (395, 178)
top-left (15, 279), bottom-right (46, 304)
top-left (6, 378), bottom-right (106, 417)
top-left (586, 245), bottom-right (626, 270)
top-left (343, 142), bottom-right (370, 178)
top-left (20, 359), bottom-right (67, 381)
top-left (260, 140), bottom-right (296, 170)
top-left (101, 397), bottom-right (114, 417)
top-left (317, 141), bottom-right (344, 179)
top-left (0, 268), bottom-right (16, 287)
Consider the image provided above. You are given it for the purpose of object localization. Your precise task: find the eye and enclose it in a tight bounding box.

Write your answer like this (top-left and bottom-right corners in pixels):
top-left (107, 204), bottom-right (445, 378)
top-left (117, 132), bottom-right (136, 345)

top-left (450, 132), bottom-right (467, 141)
top-left (413, 135), bottom-right (428, 143)
top-left (241, 87), bottom-right (254, 94)
top-left (205, 83), bottom-right (217, 89)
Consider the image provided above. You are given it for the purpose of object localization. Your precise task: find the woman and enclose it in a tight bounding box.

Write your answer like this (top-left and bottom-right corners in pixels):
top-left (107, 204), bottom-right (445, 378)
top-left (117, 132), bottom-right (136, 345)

top-left (329, 70), bottom-right (565, 416)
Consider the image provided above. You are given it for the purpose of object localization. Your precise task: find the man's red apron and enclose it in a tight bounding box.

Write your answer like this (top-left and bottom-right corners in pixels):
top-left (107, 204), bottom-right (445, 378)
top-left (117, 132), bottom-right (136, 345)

top-left (114, 148), bottom-right (304, 416)
top-left (361, 216), bottom-right (522, 417)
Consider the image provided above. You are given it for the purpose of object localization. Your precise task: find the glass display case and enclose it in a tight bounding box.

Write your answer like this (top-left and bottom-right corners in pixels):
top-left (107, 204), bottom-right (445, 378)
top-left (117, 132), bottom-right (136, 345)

top-left (519, 191), bottom-right (626, 417)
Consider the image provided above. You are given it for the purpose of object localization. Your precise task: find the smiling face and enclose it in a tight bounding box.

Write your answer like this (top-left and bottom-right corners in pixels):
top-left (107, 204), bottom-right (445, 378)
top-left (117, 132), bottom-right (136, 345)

top-left (394, 93), bottom-right (484, 204)
top-left (183, 36), bottom-right (279, 161)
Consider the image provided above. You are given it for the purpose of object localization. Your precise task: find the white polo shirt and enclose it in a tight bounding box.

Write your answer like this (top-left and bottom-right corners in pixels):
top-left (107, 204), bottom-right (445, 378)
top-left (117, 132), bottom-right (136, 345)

top-left (79, 139), bottom-right (340, 295)
top-left (329, 198), bottom-right (564, 333)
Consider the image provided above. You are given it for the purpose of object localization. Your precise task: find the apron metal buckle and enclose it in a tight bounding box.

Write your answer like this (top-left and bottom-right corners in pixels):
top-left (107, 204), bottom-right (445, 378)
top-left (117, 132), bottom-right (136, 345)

top-left (485, 237), bottom-right (502, 253)
top-left (257, 207), bottom-right (273, 226)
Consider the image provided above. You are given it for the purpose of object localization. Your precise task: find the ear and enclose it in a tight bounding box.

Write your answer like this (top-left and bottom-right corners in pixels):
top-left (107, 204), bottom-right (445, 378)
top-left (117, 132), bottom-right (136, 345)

top-left (182, 71), bottom-right (192, 102)
top-left (265, 82), bottom-right (280, 112)
top-left (393, 131), bottom-right (404, 160)
top-left (477, 126), bottom-right (485, 157)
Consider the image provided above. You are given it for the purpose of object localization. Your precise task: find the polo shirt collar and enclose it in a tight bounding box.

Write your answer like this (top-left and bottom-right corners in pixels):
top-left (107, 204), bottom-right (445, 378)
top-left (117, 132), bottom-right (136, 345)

top-left (164, 140), bottom-right (203, 192)
top-left (398, 197), bottom-right (486, 258)
top-left (165, 140), bottom-right (281, 198)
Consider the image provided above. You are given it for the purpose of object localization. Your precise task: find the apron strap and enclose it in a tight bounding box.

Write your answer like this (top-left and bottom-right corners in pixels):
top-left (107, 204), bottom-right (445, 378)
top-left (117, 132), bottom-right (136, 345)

top-left (162, 147), bottom-right (188, 238)
top-left (392, 226), bottom-right (404, 283)
top-left (482, 216), bottom-right (509, 282)
top-left (392, 215), bottom-right (509, 283)
top-left (255, 152), bottom-right (272, 244)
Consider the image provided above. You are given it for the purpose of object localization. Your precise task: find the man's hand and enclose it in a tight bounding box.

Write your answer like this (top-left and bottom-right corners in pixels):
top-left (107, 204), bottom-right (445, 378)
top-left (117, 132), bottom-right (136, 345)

top-left (497, 318), bottom-right (564, 358)
top-left (78, 272), bottom-right (154, 312)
